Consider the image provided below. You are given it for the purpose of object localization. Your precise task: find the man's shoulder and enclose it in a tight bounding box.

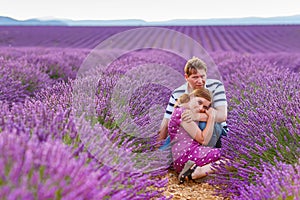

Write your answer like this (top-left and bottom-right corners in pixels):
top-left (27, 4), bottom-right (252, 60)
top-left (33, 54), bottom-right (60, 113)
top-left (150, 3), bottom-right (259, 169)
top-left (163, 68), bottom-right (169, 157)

top-left (206, 78), bottom-right (223, 84)
top-left (206, 79), bottom-right (224, 88)
top-left (172, 83), bottom-right (187, 96)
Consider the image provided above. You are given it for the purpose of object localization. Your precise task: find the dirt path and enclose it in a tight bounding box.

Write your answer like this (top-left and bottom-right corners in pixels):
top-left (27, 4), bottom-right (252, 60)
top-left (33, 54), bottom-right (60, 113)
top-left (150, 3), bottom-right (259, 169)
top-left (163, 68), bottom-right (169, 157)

top-left (162, 170), bottom-right (228, 200)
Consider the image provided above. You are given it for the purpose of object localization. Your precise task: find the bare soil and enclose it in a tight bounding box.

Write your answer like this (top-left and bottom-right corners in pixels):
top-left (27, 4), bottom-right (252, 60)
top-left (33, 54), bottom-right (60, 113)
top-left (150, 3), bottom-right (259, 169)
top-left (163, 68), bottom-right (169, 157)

top-left (161, 169), bottom-right (229, 200)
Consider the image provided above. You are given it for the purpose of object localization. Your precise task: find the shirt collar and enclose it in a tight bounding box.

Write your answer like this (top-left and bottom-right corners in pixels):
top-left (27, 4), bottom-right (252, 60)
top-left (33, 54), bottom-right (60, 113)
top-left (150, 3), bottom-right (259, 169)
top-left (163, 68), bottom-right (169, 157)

top-left (185, 81), bottom-right (208, 93)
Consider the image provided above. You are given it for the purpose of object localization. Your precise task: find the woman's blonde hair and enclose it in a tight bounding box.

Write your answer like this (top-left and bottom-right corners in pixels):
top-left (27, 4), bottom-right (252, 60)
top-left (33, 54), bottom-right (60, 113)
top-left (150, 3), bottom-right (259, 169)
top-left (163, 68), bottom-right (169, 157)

top-left (174, 88), bottom-right (212, 107)
top-left (191, 88), bottom-right (212, 102)
top-left (174, 93), bottom-right (190, 107)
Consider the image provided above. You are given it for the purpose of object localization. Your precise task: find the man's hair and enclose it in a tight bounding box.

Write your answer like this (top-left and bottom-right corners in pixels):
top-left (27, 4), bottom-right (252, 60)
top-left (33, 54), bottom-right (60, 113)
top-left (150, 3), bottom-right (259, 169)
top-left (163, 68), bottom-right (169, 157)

top-left (191, 88), bottom-right (212, 102)
top-left (184, 56), bottom-right (207, 77)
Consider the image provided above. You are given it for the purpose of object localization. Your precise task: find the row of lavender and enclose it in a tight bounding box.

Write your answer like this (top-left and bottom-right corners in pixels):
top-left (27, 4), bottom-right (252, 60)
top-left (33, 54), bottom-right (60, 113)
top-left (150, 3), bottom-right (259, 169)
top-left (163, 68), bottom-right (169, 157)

top-left (211, 52), bottom-right (300, 199)
top-left (1, 46), bottom-right (299, 199)
top-left (1, 25), bottom-right (300, 53)
top-left (0, 47), bottom-right (171, 199)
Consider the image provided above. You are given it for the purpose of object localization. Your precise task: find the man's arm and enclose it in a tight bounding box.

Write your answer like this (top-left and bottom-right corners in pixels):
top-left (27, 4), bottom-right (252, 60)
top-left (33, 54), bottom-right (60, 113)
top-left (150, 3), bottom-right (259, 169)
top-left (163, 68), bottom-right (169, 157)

top-left (157, 118), bottom-right (170, 143)
top-left (214, 105), bottom-right (227, 123)
top-left (209, 79), bottom-right (228, 123)
top-left (157, 90), bottom-right (177, 143)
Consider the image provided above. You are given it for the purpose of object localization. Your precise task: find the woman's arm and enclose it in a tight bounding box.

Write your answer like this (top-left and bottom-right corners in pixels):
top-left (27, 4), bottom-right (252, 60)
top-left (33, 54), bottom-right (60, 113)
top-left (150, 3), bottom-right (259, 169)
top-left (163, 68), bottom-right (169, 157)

top-left (181, 110), bottom-right (207, 123)
top-left (184, 105), bottom-right (227, 123)
top-left (181, 109), bottom-right (215, 145)
top-left (181, 120), bottom-right (204, 144)
top-left (201, 108), bottom-right (215, 145)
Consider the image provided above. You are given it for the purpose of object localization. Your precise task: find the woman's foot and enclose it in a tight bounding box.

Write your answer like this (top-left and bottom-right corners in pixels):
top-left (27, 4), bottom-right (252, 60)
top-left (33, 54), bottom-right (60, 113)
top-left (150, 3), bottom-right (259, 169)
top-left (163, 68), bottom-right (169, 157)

top-left (178, 160), bottom-right (197, 184)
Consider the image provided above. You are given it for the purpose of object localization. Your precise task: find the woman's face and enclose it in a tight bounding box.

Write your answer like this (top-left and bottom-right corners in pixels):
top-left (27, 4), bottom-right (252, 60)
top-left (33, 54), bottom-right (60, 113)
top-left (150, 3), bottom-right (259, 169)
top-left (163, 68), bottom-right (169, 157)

top-left (189, 96), bottom-right (211, 113)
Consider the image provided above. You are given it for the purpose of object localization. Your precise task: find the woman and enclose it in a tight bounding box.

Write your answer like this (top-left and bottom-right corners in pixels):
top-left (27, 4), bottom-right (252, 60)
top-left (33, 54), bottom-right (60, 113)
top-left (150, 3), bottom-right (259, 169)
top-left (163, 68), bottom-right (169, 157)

top-left (168, 88), bottom-right (221, 184)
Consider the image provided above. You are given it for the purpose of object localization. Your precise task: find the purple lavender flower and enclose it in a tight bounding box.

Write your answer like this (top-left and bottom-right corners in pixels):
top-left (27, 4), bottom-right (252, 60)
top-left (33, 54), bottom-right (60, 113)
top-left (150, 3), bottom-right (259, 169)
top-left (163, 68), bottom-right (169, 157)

top-left (209, 52), bottom-right (300, 198)
top-left (0, 121), bottom-right (169, 199)
top-left (1, 33), bottom-right (299, 199)
top-left (235, 160), bottom-right (300, 200)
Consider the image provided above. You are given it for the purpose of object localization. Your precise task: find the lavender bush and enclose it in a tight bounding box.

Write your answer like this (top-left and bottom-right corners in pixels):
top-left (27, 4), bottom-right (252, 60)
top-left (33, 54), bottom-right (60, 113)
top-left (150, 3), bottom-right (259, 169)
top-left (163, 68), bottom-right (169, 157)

top-left (0, 47), bottom-right (173, 199)
top-left (2, 25), bottom-right (300, 53)
top-left (0, 127), bottom-right (169, 200)
top-left (209, 52), bottom-right (300, 199)
top-left (0, 47), bottom-right (88, 103)
top-left (237, 159), bottom-right (300, 200)
top-left (1, 38), bottom-right (299, 199)
top-left (93, 49), bottom-right (185, 149)
top-left (0, 96), bottom-right (169, 200)
top-left (0, 56), bottom-right (52, 103)
top-left (0, 130), bottom-right (118, 199)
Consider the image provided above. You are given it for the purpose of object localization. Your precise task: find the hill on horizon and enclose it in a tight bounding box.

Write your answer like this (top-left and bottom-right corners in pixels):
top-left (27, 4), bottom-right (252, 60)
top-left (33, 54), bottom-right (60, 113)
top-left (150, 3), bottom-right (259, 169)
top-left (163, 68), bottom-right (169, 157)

top-left (1, 15), bottom-right (300, 26)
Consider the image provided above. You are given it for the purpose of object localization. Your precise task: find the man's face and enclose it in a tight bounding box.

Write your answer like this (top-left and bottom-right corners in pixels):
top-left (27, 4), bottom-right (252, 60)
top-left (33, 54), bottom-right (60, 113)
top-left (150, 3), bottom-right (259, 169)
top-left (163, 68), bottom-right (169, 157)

top-left (185, 69), bottom-right (207, 90)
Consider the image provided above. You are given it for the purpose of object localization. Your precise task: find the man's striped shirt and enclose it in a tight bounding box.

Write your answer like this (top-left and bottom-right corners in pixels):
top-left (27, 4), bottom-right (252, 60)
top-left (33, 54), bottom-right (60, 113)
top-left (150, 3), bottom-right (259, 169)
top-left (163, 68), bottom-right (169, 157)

top-left (164, 79), bottom-right (227, 119)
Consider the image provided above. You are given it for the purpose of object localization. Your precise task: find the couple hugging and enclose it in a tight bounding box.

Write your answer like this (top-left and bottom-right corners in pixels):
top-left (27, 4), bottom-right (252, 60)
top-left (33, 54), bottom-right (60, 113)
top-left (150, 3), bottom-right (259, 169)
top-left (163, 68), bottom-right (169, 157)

top-left (158, 56), bottom-right (228, 184)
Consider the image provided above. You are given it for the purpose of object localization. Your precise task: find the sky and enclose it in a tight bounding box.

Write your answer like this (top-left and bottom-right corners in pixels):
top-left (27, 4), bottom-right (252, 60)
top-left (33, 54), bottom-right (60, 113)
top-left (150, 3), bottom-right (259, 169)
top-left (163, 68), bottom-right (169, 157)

top-left (1, 0), bottom-right (300, 22)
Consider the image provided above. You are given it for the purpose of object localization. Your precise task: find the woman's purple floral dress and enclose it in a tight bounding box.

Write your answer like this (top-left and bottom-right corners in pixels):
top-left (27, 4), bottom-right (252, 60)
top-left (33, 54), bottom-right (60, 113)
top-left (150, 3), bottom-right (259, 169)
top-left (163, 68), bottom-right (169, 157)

top-left (168, 107), bottom-right (221, 173)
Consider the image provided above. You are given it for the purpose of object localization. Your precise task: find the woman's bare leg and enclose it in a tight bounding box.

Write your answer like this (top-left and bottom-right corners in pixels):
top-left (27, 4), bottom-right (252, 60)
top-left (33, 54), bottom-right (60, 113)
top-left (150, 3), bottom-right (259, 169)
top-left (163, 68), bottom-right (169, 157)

top-left (191, 159), bottom-right (226, 179)
top-left (179, 159), bottom-right (231, 183)
top-left (191, 163), bottom-right (213, 179)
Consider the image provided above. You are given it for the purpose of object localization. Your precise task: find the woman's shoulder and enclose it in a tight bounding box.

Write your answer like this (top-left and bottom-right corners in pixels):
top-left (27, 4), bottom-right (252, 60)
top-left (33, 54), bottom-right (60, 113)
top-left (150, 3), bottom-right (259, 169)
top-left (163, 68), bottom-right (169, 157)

top-left (172, 106), bottom-right (185, 117)
top-left (169, 107), bottom-right (184, 128)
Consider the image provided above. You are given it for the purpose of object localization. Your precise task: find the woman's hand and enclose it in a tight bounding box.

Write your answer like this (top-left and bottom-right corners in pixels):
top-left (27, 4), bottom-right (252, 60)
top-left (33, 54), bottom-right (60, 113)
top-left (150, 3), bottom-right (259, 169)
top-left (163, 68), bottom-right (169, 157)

top-left (182, 109), bottom-right (209, 122)
top-left (181, 109), bottom-right (193, 123)
top-left (205, 107), bottom-right (216, 120)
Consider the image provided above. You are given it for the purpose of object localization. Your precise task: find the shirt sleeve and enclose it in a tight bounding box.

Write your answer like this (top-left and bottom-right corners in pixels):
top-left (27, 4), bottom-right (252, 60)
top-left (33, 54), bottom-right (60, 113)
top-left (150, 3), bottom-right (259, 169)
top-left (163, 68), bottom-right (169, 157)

top-left (212, 82), bottom-right (228, 108)
top-left (164, 94), bottom-right (177, 119)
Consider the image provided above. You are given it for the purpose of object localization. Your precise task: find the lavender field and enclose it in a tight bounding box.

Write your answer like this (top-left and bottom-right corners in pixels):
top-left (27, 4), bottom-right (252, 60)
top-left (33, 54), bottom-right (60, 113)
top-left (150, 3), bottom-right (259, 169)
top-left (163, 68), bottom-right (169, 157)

top-left (0, 25), bottom-right (299, 200)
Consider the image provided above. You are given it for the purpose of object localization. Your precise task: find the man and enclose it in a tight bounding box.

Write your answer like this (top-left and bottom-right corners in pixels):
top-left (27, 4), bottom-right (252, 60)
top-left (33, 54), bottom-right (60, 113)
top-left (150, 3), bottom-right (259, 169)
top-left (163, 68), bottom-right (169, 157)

top-left (158, 56), bottom-right (228, 148)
